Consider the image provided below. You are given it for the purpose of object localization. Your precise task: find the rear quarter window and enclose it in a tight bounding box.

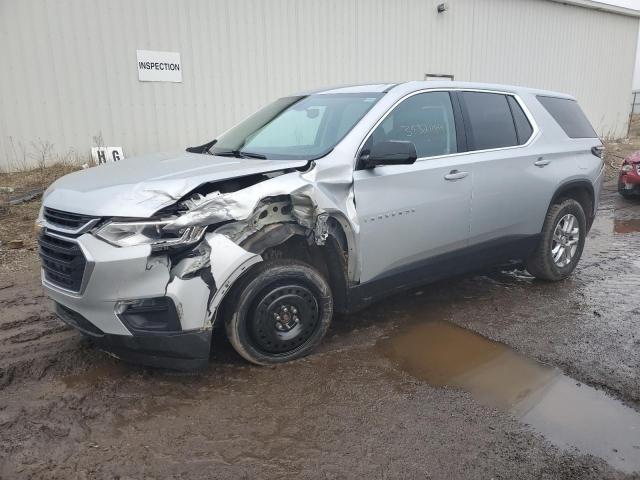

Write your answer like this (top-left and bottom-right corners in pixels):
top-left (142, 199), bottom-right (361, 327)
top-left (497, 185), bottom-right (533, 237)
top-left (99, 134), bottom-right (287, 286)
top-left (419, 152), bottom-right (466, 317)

top-left (537, 96), bottom-right (597, 139)
top-left (507, 96), bottom-right (533, 145)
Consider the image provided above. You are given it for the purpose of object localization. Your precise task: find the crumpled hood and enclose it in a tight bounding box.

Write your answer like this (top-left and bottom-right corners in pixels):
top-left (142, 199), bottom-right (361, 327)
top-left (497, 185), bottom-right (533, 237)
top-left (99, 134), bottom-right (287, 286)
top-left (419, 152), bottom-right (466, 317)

top-left (43, 150), bottom-right (309, 217)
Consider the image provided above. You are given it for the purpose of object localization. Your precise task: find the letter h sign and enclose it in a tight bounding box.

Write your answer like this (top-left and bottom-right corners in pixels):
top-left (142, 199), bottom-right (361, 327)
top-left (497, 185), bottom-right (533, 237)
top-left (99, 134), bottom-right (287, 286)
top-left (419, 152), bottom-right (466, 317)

top-left (91, 147), bottom-right (124, 165)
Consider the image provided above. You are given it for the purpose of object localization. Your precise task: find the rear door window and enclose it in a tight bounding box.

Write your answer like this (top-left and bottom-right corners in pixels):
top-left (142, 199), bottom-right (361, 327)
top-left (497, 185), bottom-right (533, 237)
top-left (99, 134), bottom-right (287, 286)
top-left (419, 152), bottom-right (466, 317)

top-left (537, 96), bottom-right (597, 138)
top-left (460, 92), bottom-right (518, 150)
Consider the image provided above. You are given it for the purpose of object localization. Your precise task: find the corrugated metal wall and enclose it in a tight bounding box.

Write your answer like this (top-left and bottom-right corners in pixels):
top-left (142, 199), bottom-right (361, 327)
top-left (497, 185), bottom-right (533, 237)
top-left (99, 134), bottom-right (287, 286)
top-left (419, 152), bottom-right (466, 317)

top-left (0, 0), bottom-right (637, 169)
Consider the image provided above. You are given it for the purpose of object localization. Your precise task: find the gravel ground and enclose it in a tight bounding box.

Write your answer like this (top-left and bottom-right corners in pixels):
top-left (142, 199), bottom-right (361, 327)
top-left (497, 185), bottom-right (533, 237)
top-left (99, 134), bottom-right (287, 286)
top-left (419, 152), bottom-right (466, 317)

top-left (0, 168), bottom-right (639, 479)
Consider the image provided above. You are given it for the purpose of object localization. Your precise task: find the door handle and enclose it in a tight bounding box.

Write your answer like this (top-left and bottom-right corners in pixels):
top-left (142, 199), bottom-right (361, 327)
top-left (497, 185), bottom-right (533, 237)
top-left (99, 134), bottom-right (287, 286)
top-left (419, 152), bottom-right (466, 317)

top-left (534, 157), bottom-right (551, 167)
top-left (444, 169), bottom-right (469, 181)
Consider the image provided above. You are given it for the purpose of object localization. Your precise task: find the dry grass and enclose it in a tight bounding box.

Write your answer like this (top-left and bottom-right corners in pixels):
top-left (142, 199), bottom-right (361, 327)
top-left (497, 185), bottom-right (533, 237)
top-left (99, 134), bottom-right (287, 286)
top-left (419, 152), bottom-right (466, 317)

top-left (0, 162), bottom-right (79, 195)
top-left (0, 163), bottom-right (81, 275)
top-left (603, 138), bottom-right (640, 181)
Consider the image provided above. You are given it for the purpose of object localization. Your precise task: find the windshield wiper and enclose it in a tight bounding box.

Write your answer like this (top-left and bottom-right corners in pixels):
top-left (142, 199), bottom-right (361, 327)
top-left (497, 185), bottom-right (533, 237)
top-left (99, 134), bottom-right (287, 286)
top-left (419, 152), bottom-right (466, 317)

top-left (214, 149), bottom-right (267, 160)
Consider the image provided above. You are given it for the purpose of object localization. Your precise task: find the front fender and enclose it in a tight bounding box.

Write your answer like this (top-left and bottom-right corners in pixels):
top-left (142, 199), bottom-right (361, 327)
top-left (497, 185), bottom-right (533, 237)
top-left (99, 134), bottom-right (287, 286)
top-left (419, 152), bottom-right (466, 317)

top-left (204, 233), bottom-right (263, 326)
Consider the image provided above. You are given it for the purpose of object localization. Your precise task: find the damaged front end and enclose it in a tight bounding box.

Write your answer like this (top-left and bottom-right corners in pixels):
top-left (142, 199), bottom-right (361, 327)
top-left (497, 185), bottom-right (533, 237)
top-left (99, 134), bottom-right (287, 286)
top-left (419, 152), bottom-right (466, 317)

top-left (39, 88), bottom-right (387, 369)
top-left (158, 164), bottom-right (339, 328)
top-left (41, 161), bottom-right (352, 370)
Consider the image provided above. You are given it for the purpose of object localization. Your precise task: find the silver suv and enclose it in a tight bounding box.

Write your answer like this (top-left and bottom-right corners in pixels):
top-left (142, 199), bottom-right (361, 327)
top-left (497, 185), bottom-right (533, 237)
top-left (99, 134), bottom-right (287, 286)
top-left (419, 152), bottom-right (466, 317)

top-left (38, 81), bottom-right (604, 369)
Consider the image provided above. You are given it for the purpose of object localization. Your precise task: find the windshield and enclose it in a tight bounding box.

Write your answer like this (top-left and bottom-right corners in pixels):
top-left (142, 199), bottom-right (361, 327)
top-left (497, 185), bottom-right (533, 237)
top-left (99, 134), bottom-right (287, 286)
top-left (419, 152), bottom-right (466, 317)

top-left (209, 93), bottom-right (384, 160)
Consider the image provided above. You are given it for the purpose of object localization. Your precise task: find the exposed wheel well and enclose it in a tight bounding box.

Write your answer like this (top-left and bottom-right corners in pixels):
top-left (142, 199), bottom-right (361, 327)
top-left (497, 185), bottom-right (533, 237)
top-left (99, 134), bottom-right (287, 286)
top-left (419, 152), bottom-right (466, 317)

top-left (550, 181), bottom-right (595, 230)
top-left (214, 215), bottom-right (352, 321)
top-left (258, 221), bottom-right (350, 313)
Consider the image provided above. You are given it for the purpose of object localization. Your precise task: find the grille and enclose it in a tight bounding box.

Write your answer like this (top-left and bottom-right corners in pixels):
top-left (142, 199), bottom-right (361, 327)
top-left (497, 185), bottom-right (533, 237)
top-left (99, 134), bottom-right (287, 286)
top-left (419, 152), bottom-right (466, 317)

top-left (38, 231), bottom-right (87, 292)
top-left (43, 207), bottom-right (97, 232)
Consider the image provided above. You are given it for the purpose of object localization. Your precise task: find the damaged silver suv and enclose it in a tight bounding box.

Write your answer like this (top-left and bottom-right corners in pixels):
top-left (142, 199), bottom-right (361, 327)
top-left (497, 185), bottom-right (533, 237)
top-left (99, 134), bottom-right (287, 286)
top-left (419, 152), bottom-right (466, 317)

top-left (38, 81), bottom-right (604, 369)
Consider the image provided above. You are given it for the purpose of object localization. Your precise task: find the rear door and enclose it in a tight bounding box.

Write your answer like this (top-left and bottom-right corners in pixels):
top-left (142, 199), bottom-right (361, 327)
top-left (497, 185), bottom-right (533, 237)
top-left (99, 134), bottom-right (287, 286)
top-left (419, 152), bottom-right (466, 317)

top-left (458, 91), bottom-right (549, 249)
top-left (353, 91), bottom-right (473, 283)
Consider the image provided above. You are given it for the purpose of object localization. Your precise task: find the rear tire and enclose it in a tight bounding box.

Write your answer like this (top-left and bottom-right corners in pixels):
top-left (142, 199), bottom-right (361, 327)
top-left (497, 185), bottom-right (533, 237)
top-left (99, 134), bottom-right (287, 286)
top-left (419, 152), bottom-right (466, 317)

top-left (224, 259), bottom-right (333, 365)
top-left (526, 198), bottom-right (586, 281)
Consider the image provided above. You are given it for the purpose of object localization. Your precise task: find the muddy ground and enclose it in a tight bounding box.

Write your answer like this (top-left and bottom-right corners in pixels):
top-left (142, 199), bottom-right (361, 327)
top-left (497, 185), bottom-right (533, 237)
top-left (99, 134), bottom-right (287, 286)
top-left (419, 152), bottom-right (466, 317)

top-left (1, 179), bottom-right (640, 478)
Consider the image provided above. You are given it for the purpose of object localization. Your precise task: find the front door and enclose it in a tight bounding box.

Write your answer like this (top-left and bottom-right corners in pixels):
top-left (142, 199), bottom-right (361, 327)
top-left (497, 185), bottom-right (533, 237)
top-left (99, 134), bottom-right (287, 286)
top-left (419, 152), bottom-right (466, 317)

top-left (353, 91), bottom-right (472, 283)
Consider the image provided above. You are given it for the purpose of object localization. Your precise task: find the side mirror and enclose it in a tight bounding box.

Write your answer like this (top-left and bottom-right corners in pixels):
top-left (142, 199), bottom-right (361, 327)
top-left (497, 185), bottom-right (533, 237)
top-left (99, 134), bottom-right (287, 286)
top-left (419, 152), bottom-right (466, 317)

top-left (359, 140), bottom-right (417, 169)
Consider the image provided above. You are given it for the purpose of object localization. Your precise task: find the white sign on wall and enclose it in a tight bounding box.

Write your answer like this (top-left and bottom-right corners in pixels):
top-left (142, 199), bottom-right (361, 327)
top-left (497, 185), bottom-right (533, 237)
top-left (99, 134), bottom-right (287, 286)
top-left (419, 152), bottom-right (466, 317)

top-left (136, 50), bottom-right (182, 83)
top-left (91, 147), bottom-right (124, 165)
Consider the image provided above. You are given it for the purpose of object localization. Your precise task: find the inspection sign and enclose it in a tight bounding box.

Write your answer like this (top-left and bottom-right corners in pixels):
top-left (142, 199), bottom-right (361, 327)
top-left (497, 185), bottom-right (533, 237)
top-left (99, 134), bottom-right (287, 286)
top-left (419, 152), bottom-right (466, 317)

top-left (136, 50), bottom-right (182, 82)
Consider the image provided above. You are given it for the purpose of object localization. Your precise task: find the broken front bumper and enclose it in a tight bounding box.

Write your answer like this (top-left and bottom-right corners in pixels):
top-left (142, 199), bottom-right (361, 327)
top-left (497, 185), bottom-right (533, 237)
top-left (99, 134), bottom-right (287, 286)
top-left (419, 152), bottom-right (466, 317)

top-left (55, 302), bottom-right (212, 370)
top-left (41, 232), bottom-right (214, 369)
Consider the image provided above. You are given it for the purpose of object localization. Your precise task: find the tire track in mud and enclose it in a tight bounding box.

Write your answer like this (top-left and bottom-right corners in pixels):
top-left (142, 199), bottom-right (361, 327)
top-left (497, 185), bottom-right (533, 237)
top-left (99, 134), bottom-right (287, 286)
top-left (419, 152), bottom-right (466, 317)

top-left (0, 273), bottom-right (88, 389)
top-left (0, 314), bottom-right (45, 331)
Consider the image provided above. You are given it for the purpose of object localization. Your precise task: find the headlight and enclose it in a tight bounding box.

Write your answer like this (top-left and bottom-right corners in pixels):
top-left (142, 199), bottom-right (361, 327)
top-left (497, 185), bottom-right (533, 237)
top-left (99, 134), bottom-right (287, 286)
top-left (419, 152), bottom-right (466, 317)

top-left (95, 219), bottom-right (205, 249)
top-left (621, 163), bottom-right (633, 172)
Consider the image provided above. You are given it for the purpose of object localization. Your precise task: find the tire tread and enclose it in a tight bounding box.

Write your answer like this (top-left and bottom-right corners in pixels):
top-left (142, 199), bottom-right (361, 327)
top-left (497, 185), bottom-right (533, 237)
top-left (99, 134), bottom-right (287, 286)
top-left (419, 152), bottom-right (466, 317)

top-left (224, 259), bottom-right (333, 365)
top-left (526, 198), bottom-right (586, 281)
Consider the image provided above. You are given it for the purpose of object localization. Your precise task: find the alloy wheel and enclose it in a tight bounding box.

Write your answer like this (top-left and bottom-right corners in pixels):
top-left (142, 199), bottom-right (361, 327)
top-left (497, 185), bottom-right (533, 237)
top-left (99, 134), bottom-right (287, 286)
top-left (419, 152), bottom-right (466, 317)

top-left (551, 213), bottom-right (580, 267)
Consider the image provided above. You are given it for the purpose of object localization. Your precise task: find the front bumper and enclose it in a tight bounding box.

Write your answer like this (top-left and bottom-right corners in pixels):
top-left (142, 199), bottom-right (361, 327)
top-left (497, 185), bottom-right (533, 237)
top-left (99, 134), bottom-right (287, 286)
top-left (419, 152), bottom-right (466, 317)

top-left (42, 232), bottom-right (213, 369)
top-left (55, 302), bottom-right (211, 370)
top-left (41, 228), bottom-right (261, 369)
top-left (619, 168), bottom-right (640, 194)
top-left (42, 233), bottom-right (211, 333)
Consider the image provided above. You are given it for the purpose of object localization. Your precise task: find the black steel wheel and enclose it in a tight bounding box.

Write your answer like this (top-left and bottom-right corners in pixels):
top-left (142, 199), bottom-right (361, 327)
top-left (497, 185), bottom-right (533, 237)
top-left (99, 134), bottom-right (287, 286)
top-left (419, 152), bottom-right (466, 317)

top-left (224, 259), bottom-right (333, 365)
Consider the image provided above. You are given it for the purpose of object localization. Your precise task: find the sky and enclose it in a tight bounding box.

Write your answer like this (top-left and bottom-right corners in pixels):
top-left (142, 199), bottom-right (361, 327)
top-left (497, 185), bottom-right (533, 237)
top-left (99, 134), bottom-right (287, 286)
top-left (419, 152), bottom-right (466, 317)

top-left (598, 0), bottom-right (640, 89)
top-left (599, 0), bottom-right (638, 8)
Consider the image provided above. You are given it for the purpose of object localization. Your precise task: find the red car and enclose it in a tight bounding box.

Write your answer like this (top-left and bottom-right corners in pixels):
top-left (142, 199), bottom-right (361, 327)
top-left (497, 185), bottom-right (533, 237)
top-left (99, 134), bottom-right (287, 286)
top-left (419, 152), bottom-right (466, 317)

top-left (618, 151), bottom-right (640, 197)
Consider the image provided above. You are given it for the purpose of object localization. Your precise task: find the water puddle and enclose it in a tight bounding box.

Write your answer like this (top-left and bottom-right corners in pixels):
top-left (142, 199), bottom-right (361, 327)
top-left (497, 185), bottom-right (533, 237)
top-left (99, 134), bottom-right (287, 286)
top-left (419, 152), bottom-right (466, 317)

top-left (378, 321), bottom-right (640, 473)
top-left (614, 218), bottom-right (640, 234)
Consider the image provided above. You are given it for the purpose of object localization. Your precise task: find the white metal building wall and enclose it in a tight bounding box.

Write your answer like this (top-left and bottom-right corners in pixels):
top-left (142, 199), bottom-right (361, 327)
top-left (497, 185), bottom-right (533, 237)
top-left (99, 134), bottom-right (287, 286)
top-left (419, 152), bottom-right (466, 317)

top-left (0, 0), bottom-right (637, 169)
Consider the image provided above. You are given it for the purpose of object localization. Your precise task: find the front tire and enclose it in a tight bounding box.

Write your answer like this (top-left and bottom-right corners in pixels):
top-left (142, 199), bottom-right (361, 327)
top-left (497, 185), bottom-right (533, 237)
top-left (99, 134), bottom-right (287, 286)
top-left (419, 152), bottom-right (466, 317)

top-left (526, 198), bottom-right (586, 281)
top-left (224, 259), bottom-right (333, 365)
